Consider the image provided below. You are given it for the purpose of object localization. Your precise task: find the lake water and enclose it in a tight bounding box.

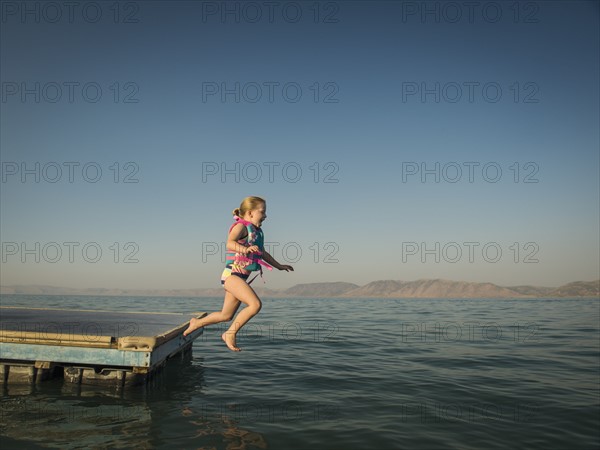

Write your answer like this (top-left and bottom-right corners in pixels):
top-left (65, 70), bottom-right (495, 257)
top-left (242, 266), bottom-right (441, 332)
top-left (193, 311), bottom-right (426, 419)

top-left (1, 295), bottom-right (598, 449)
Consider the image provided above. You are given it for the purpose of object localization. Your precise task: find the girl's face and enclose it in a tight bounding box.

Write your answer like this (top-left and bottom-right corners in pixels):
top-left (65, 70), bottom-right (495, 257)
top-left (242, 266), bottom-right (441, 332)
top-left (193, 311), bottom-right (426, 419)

top-left (247, 204), bottom-right (267, 228)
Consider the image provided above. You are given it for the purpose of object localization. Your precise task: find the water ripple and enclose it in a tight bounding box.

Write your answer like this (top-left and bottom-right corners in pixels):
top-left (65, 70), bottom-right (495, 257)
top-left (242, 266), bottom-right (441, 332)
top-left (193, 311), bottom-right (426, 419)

top-left (1, 295), bottom-right (598, 449)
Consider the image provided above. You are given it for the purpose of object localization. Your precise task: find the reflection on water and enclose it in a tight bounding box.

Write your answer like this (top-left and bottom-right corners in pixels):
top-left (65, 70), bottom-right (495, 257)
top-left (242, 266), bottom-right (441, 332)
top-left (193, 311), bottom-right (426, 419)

top-left (0, 351), bottom-right (268, 449)
top-left (188, 417), bottom-right (268, 450)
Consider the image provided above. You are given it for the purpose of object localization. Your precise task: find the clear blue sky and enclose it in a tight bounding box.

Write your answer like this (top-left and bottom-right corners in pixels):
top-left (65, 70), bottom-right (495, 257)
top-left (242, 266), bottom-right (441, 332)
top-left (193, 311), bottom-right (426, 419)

top-left (1, 1), bottom-right (598, 289)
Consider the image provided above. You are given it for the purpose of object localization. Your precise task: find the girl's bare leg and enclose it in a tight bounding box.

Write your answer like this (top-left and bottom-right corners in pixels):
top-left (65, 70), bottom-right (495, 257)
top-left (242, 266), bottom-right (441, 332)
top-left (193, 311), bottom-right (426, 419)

top-left (221, 275), bottom-right (262, 351)
top-left (183, 291), bottom-right (241, 336)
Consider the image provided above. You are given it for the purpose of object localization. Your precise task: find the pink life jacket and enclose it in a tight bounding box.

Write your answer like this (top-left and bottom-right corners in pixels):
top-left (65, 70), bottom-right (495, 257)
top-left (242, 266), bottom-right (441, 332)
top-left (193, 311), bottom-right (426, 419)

top-left (225, 216), bottom-right (273, 282)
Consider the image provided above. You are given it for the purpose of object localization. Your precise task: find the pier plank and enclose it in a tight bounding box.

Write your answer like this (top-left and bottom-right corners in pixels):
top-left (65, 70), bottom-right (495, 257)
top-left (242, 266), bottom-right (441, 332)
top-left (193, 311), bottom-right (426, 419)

top-left (0, 306), bottom-right (207, 386)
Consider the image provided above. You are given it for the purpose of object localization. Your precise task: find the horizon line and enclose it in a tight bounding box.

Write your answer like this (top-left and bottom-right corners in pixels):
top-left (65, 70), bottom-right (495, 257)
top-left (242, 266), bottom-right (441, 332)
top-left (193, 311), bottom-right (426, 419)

top-left (2, 278), bottom-right (599, 292)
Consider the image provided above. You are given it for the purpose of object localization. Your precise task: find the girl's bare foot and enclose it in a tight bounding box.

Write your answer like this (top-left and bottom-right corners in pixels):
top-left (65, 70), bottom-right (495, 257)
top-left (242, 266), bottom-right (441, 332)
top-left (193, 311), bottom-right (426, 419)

top-left (183, 317), bottom-right (201, 337)
top-left (222, 332), bottom-right (241, 351)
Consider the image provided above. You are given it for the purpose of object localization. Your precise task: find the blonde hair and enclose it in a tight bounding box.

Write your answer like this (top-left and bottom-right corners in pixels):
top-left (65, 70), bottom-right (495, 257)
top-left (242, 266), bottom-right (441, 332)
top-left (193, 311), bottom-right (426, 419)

top-left (233, 196), bottom-right (265, 218)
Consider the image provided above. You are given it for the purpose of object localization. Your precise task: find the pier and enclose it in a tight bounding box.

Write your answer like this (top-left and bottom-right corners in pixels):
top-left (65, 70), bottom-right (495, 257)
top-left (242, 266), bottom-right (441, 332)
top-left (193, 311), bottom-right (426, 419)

top-left (0, 306), bottom-right (206, 387)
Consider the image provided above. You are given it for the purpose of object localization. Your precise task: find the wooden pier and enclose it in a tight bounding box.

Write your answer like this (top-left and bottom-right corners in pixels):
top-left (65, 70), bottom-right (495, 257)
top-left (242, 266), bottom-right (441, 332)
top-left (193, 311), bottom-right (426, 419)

top-left (0, 306), bottom-right (206, 387)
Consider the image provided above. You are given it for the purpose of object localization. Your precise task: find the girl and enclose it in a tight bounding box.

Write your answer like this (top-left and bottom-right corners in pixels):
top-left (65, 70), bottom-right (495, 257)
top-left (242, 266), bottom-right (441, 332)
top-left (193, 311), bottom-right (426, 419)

top-left (183, 196), bottom-right (293, 351)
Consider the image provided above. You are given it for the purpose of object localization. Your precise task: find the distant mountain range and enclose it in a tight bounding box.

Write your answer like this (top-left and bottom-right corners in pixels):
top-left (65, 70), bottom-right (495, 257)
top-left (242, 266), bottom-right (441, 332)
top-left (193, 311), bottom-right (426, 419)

top-left (1, 279), bottom-right (598, 298)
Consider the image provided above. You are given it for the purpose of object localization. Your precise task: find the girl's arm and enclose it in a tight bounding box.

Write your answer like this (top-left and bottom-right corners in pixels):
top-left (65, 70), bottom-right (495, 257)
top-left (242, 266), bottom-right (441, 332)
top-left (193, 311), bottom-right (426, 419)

top-left (261, 251), bottom-right (294, 272)
top-left (226, 224), bottom-right (254, 254)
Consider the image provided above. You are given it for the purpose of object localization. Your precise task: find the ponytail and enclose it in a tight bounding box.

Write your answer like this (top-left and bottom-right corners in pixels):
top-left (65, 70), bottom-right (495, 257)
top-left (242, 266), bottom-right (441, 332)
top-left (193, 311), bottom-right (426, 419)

top-left (233, 196), bottom-right (265, 218)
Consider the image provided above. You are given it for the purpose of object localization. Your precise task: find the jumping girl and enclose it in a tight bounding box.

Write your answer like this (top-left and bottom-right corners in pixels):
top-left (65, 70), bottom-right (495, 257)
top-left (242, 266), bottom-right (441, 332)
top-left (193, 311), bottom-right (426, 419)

top-left (183, 196), bottom-right (293, 351)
